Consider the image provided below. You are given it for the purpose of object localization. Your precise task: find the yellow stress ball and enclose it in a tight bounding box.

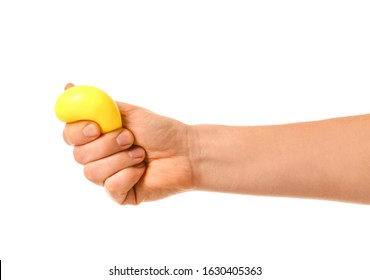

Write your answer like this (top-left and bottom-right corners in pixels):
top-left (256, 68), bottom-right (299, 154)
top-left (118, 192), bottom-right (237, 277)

top-left (55, 85), bottom-right (122, 133)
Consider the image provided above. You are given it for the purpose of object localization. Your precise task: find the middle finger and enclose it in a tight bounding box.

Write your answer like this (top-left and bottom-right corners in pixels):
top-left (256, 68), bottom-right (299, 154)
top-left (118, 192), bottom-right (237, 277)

top-left (73, 128), bottom-right (134, 164)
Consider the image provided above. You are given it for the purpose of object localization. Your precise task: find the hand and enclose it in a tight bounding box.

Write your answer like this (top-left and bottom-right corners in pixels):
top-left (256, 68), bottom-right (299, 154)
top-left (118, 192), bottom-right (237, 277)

top-left (63, 84), bottom-right (195, 205)
top-left (62, 83), bottom-right (370, 205)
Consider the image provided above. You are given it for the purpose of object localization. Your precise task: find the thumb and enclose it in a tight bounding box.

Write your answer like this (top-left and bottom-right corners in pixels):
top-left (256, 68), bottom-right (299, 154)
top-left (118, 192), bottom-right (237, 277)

top-left (64, 82), bottom-right (75, 90)
top-left (115, 101), bottom-right (154, 129)
top-left (116, 101), bottom-right (141, 114)
top-left (116, 101), bottom-right (147, 121)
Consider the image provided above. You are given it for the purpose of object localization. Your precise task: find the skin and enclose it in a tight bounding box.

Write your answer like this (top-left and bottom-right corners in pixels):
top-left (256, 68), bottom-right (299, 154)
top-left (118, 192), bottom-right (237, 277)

top-left (63, 83), bottom-right (370, 205)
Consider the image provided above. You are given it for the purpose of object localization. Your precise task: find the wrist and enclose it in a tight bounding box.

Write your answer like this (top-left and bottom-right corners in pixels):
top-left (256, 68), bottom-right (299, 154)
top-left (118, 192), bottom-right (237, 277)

top-left (185, 124), bottom-right (201, 191)
top-left (187, 124), bottom-right (243, 192)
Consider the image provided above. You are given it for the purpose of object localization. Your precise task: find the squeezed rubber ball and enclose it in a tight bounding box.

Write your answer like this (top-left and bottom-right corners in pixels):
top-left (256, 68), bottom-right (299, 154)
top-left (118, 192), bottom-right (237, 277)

top-left (55, 85), bottom-right (122, 133)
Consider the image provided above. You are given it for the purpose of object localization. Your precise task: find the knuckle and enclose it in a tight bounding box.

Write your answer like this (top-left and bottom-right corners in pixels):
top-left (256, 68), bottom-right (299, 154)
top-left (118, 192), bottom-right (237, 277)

top-left (83, 163), bottom-right (101, 184)
top-left (63, 129), bottom-right (72, 145)
top-left (73, 147), bottom-right (86, 164)
top-left (105, 178), bottom-right (125, 199)
top-left (105, 180), bottom-right (118, 195)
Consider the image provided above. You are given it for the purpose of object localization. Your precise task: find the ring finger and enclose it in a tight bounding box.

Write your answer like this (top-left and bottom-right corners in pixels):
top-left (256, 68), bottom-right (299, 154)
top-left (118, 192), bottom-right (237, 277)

top-left (83, 146), bottom-right (146, 185)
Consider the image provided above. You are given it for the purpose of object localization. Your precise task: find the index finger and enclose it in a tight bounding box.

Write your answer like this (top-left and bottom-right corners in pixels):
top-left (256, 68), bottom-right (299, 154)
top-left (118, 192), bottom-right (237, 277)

top-left (63, 121), bottom-right (101, 146)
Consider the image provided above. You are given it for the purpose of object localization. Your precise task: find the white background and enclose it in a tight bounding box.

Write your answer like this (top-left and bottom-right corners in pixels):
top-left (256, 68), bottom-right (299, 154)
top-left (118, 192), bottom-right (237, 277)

top-left (1, 1), bottom-right (370, 279)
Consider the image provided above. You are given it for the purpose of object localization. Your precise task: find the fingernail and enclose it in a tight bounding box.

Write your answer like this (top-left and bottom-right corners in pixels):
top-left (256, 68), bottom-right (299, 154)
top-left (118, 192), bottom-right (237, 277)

top-left (116, 131), bottom-right (131, 146)
top-left (83, 123), bottom-right (99, 137)
top-left (129, 147), bottom-right (145, 158)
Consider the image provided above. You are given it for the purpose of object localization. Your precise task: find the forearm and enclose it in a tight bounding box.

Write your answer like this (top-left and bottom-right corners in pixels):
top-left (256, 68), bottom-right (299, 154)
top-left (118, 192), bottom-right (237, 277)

top-left (190, 115), bottom-right (370, 204)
